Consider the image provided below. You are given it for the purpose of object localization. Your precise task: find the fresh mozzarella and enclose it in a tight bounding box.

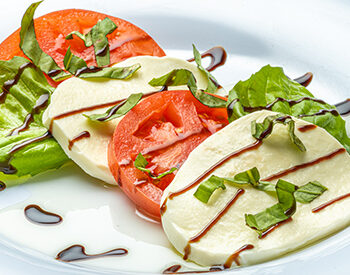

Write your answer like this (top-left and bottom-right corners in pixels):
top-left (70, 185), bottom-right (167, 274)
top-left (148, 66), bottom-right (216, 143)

top-left (161, 110), bottom-right (350, 267)
top-left (43, 56), bottom-right (213, 184)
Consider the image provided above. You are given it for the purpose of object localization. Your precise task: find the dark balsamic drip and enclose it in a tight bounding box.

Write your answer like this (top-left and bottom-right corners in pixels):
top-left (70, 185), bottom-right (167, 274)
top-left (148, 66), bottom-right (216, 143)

top-left (0, 181), bottom-right (6, 191)
top-left (159, 85), bottom-right (168, 92)
top-left (8, 93), bottom-right (50, 136)
top-left (183, 189), bottom-right (245, 260)
top-left (335, 98), bottom-right (350, 116)
top-left (298, 109), bottom-right (339, 118)
top-left (223, 244), bottom-right (254, 268)
top-left (96, 45), bottom-right (109, 57)
top-left (259, 115), bottom-right (291, 140)
top-left (187, 46), bottom-right (227, 72)
top-left (49, 90), bottom-right (159, 131)
top-left (162, 264), bottom-right (223, 274)
top-left (298, 124), bottom-right (317, 133)
top-left (9, 131), bottom-right (52, 155)
top-left (68, 131), bottom-right (91, 150)
top-left (168, 141), bottom-right (262, 200)
top-left (262, 148), bottom-right (346, 182)
top-left (160, 198), bottom-right (167, 216)
top-left (75, 66), bottom-right (103, 77)
top-left (226, 98), bottom-right (239, 119)
top-left (0, 160), bottom-right (16, 174)
top-left (24, 204), bottom-right (62, 225)
top-left (163, 265), bottom-right (182, 274)
top-left (47, 69), bottom-right (62, 78)
top-left (96, 101), bottom-right (126, 122)
top-left (312, 193), bottom-right (350, 213)
top-left (1, 62), bottom-right (36, 103)
top-left (56, 245), bottom-right (128, 262)
top-left (294, 72), bottom-right (313, 87)
top-left (259, 217), bottom-right (293, 239)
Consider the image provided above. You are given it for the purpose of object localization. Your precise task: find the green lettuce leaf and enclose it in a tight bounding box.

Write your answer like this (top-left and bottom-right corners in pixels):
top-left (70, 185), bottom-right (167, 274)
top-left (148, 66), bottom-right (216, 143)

top-left (245, 179), bottom-right (297, 236)
top-left (84, 93), bottom-right (142, 122)
top-left (19, 1), bottom-right (70, 81)
top-left (227, 65), bottom-right (350, 153)
top-left (63, 47), bottom-right (141, 79)
top-left (66, 17), bottom-right (117, 67)
top-left (0, 57), bottom-right (69, 184)
top-left (193, 175), bottom-right (226, 203)
top-left (295, 181), bottom-right (327, 203)
top-left (148, 69), bottom-right (226, 108)
top-left (134, 153), bottom-right (177, 180)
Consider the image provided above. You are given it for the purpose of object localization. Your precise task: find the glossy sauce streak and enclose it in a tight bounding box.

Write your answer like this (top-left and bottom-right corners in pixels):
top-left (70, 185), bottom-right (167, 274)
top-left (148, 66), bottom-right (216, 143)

top-left (262, 148), bottom-right (346, 182)
top-left (298, 109), bottom-right (339, 118)
top-left (0, 181), bottom-right (6, 191)
top-left (162, 265), bottom-right (222, 274)
top-left (68, 131), bottom-right (91, 150)
top-left (163, 265), bottom-right (182, 274)
top-left (0, 62), bottom-right (36, 103)
top-left (96, 100), bottom-right (126, 122)
top-left (335, 98), bottom-right (350, 116)
top-left (259, 217), bottom-right (293, 239)
top-left (312, 193), bottom-right (350, 213)
top-left (96, 45), bottom-right (109, 57)
top-left (56, 245), bottom-right (128, 262)
top-left (297, 124), bottom-right (317, 132)
top-left (167, 141), bottom-right (262, 200)
top-left (224, 244), bottom-right (254, 268)
top-left (183, 189), bottom-right (245, 260)
top-left (47, 69), bottom-right (62, 78)
top-left (187, 46), bottom-right (227, 72)
top-left (294, 72), bottom-right (313, 87)
top-left (9, 131), bottom-right (52, 155)
top-left (49, 91), bottom-right (159, 131)
top-left (8, 94), bottom-right (50, 136)
top-left (24, 204), bottom-right (62, 225)
top-left (75, 66), bottom-right (103, 77)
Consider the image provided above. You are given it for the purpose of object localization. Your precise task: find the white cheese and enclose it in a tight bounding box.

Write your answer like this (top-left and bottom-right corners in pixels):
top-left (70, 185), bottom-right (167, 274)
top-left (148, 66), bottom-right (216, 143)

top-left (161, 110), bottom-right (350, 267)
top-left (43, 56), bottom-right (211, 184)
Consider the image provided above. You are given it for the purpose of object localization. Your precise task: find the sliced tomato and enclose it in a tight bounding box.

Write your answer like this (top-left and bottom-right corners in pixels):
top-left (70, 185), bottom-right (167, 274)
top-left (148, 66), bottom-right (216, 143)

top-left (0, 9), bottom-right (165, 86)
top-left (108, 90), bottom-right (229, 221)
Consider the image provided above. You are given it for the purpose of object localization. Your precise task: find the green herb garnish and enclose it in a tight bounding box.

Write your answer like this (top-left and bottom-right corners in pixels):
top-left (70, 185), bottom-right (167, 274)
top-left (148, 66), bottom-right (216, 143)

top-left (294, 181), bottom-right (327, 203)
top-left (193, 175), bottom-right (226, 203)
top-left (134, 153), bottom-right (177, 179)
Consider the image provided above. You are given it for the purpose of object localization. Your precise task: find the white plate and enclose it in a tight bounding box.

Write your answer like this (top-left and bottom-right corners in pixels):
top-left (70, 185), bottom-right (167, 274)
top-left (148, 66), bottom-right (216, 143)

top-left (0, 0), bottom-right (349, 274)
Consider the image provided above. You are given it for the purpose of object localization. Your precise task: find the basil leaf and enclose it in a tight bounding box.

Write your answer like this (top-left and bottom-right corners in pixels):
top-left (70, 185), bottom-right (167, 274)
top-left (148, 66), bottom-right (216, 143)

top-left (84, 93), bottom-right (142, 122)
top-left (134, 153), bottom-right (177, 180)
top-left (192, 44), bottom-right (218, 94)
top-left (66, 17), bottom-right (117, 67)
top-left (0, 57), bottom-right (69, 184)
top-left (232, 167), bottom-right (260, 186)
top-left (193, 175), bottom-right (226, 203)
top-left (19, 1), bottom-right (70, 81)
top-left (63, 47), bottom-right (141, 79)
top-left (148, 69), bottom-right (226, 108)
top-left (245, 179), bottom-right (297, 236)
top-left (227, 65), bottom-right (350, 153)
top-left (251, 115), bottom-right (306, 152)
top-left (295, 181), bottom-right (327, 203)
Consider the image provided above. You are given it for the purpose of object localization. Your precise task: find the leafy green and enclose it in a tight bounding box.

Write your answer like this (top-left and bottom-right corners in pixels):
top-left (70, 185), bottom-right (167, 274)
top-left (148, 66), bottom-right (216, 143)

top-left (19, 1), bottom-right (70, 81)
top-left (148, 69), bottom-right (226, 108)
top-left (245, 179), bottom-right (297, 236)
top-left (227, 65), bottom-right (350, 153)
top-left (84, 93), bottom-right (142, 122)
top-left (192, 44), bottom-right (218, 94)
top-left (63, 47), bottom-right (141, 79)
top-left (251, 114), bottom-right (306, 152)
top-left (134, 153), bottom-right (177, 179)
top-left (0, 57), bottom-right (69, 184)
top-left (295, 181), bottom-right (327, 203)
top-left (66, 17), bottom-right (117, 67)
top-left (193, 175), bottom-right (226, 203)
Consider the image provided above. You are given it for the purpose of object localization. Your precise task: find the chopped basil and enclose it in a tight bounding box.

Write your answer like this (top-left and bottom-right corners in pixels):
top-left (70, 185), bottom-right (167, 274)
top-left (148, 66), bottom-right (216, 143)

top-left (251, 115), bottom-right (306, 152)
top-left (193, 175), bottom-right (226, 203)
top-left (192, 44), bottom-right (218, 94)
top-left (245, 179), bottom-right (297, 236)
top-left (227, 65), bottom-right (350, 153)
top-left (148, 69), bottom-right (226, 108)
top-left (66, 17), bottom-right (117, 67)
top-left (19, 1), bottom-right (70, 81)
top-left (134, 153), bottom-right (177, 179)
top-left (84, 93), bottom-right (142, 122)
top-left (294, 181), bottom-right (327, 203)
top-left (63, 47), bottom-right (141, 79)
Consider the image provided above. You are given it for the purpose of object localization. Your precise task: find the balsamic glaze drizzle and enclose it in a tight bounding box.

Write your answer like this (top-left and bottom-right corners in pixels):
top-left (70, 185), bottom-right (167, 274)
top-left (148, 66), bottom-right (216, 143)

top-left (96, 45), bottom-right (109, 57)
top-left (68, 131), bottom-right (91, 150)
top-left (312, 193), bottom-right (350, 213)
top-left (56, 245), bottom-right (128, 262)
top-left (187, 46), bottom-right (227, 72)
top-left (335, 98), bottom-right (350, 116)
top-left (297, 124), bottom-right (317, 133)
top-left (0, 181), bottom-right (6, 191)
top-left (24, 204), bottom-right (62, 225)
top-left (259, 217), bottom-right (293, 239)
top-left (75, 66), bottom-right (103, 77)
top-left (96, 101), bottom-right (126, 122)
top-left (293, 72), bottom-right (313, 87)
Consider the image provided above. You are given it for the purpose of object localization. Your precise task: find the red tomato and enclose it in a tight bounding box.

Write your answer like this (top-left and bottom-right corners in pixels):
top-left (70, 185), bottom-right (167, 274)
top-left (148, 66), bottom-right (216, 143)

top-left (0, 9), bottom-right (165, 86)
top-left (108, 90), bottom-right (229, 221)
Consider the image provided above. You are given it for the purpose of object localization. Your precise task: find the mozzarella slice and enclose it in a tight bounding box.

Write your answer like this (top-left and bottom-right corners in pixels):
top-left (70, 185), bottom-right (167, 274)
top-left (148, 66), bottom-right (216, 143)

top-left (161, 110), bottom-right (350, 267)
top-left (43, 56), bottom-right (212, 184)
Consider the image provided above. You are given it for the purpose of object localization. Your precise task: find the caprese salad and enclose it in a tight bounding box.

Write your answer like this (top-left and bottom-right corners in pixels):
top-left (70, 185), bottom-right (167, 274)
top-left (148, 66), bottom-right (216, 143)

top-left (0, 0), bottom-right (350, 272)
